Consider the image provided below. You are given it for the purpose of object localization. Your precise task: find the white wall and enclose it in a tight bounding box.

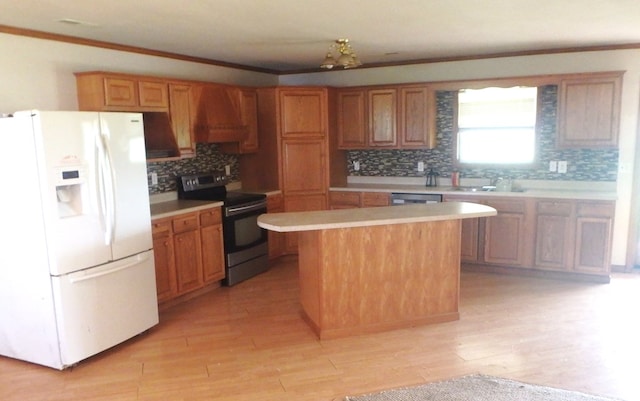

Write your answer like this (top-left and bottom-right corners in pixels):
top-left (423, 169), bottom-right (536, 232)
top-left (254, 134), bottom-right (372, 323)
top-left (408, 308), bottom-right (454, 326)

top-left (2, 31), bottom-right (638, 267)
top-left (0, 33), bottom-right (278, 112)
top-left (281, 49), bottom-right (640, 267)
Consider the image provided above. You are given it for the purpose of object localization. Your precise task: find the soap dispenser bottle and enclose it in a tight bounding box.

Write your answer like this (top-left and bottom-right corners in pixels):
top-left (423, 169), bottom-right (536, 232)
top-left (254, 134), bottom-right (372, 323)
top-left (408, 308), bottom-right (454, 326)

top-left (426, 168), bottom-right (439, 187)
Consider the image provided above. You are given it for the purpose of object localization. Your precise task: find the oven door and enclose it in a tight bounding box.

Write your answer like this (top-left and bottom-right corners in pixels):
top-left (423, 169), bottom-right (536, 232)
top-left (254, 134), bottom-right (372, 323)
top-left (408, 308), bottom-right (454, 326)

top-left (222, 200), bottom-right (268, 255)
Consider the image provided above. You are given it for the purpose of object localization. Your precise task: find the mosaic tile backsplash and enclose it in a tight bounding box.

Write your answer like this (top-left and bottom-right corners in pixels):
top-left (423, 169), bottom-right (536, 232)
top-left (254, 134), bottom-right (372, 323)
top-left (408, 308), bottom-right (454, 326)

top-left (146, 143), bottom-right (239, 194)
top-left (347, 86), bottom-right (619, 182)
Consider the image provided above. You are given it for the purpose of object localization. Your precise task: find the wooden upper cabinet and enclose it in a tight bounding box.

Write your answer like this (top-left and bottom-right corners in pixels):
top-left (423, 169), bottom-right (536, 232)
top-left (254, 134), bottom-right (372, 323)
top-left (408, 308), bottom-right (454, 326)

top-left (79, 74), bottom-right (169, 110)
top-left (138, 80), bottom-right (169, 108)
top-left (557, 72), bottom-right (623, 148)
top-left (368, 88), bottom-right (397, 147)
top-left (399, 85), bottom-right (436, 148)
top-left (103, 77), bottom-right (137, 107)
top-left (220, 89), bottom-right (259, 154)
top-left (280, 89), bottom-right (326, 137)
top-left (169, 83), bottom-right (195, 157)
top-left (337, 89), bottom-right (367, 148)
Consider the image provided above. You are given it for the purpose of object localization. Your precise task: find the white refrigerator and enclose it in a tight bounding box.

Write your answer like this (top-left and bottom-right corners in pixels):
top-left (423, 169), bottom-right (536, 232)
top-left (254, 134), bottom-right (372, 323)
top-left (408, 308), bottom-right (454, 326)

top-left (0, 110), bottom-right (159, 369)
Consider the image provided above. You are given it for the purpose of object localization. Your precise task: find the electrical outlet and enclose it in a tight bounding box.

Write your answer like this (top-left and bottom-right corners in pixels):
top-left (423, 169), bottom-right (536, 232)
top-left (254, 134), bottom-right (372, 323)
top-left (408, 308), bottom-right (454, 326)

top-left (417, 161), bottom-right (425, 172)
top-left (558, 161), bottom-right (567, 174)
top-left (353, 161), bottom-right (360, 171)
top-left (150, 172), bottom-right (158, 186)
top-left (225, 165), bottom-right (231, 175)
top-left (549, 161), bottom-right (557, 172)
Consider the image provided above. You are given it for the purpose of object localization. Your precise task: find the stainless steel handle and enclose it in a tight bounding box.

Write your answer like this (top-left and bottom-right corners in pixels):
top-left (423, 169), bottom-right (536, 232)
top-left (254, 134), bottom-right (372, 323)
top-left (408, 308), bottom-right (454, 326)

top-left (225, 201), bottom-right (267, 216)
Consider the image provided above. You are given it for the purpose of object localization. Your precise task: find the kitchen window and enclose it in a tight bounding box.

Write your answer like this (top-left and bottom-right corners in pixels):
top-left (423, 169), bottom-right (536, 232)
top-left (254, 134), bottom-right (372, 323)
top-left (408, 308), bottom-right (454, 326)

top-left (455, 86), bottom-right (538, 165)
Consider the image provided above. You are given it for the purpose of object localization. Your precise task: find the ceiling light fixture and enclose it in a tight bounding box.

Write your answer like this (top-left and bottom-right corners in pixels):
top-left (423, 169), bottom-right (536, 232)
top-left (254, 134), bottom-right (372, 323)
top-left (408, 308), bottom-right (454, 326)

top-left (320, 39), bottom-right (363, 70)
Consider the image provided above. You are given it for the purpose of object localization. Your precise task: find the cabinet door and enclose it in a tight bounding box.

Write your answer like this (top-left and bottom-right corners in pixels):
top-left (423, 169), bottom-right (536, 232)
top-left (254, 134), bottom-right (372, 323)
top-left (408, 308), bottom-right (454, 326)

top-left (169, 83), bottom-right (195, 157)
top-left (337, 90), bottom-right (367, 148)
top-left (104, 77), bottom-right (137, 107)
top-left (151, 221), bottom-right (177, 303)
top-left (460, 218), bottom-right (480, 262)
top-left (174, 229), bottom-right (203, 294)
top-left (483, 199), bottom-right (530, 267)
top-left (266, 194), bottom-right (285, 260)
top-left (534, 201), bottom-right (574, 270)
top-left (558, 73), bottom-right (622, 148)
top-left (280, 90), bottom-right (326, 137)
top-left (573, 202), bottom-right (614, 274)
top-left (138, 81), bottom-right (169, 108)
top-left (201, 224), bottom-right (225, 282)
top-left (238, 89), bottom-right (259, 153)
top-left (368, 89), bottom-right (397, 147)
top-left (574, 217), bottom-right (612, 274)
top-left (281, 139), bottom-right (327, 195)
top-left (399, 86), bottom-right (436, 148)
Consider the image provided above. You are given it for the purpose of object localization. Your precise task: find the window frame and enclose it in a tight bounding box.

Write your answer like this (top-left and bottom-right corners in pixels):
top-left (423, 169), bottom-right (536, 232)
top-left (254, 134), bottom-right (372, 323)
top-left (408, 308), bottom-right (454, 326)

top-left (452, 88), bottom-right (543, 169)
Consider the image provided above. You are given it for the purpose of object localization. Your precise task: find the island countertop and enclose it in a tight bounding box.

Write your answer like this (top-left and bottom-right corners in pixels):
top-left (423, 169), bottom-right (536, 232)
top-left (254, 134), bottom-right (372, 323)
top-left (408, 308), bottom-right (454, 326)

top-left (257, 201), bottom-right (497, 232)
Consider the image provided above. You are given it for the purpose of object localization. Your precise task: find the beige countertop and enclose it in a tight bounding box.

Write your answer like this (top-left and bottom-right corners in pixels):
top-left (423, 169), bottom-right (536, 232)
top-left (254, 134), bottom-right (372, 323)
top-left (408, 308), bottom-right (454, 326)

top-left (257, 201), bottom-right (497, 232)
top-left (150, 199), bottom-right (223, 220)
top-left (330, 183), bottom-right (617, 201)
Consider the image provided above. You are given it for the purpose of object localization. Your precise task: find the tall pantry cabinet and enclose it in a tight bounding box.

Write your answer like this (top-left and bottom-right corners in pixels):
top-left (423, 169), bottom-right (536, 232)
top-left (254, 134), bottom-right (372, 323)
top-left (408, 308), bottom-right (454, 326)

top-left (240, 87), bottom-right (344, 254)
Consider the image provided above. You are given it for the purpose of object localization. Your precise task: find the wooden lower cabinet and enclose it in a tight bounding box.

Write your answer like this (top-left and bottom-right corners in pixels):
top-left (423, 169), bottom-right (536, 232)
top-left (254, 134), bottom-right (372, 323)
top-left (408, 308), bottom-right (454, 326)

top-left (573, 202), bottom-right (615, 274)
top-left (151, 220), bottom-right (177, 303)
top-left (200, 208), bottom-right (225, 282)
top-left (329, 190), bottom-right (390, 209)
top-left (151, 206), bottom-right (225, 304)
top-left (266, 193), bottom-right (286, 260)
top-left (482, 198), bottom-right (533, 267)
top-left (444, 195), bottom-right (614, 278)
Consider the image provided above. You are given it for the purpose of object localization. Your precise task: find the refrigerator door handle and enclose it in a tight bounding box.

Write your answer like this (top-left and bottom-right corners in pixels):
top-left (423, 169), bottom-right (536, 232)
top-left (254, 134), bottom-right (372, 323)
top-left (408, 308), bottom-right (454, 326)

top-left (69, 252), bottom-right (151, 283)
top-left (96, 131), bottom-right (117, 246)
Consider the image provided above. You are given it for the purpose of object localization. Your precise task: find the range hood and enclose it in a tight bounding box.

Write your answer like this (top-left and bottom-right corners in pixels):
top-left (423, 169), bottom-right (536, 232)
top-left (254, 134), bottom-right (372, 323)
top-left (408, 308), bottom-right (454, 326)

top-left (142, 112), bottom-right (179, 159)
top-left (195, 85), bottom-right (248, 143)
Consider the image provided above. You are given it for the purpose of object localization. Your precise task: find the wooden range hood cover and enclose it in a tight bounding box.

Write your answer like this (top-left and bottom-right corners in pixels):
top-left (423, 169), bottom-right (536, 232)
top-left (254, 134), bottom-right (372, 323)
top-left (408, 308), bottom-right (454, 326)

top-left (195, 86), bottom-right (248, 143)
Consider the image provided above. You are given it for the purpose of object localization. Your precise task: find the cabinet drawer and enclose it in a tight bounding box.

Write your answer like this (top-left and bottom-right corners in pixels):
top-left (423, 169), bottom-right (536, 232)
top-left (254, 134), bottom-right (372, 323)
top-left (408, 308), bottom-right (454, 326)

top-left (200, 208), bottom-right (222, 226)
top-left (577, 202), bottom-right (615, 217)
top-left (537, 201), bottom-right (573, 215)
top-left (172, 213), bottom-right (199, 233)
top-left (151, 219), bottom-right (172, 237)
top-left (361, 192), bottom-right (390, 207)
top-left (330, 191), bottom-right (361, 206)
top-left (485, 199), bottom-right (526, 213)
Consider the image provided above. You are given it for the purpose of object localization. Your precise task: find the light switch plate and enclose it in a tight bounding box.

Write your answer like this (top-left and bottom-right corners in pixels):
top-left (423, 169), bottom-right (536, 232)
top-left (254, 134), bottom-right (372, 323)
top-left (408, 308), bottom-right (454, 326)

top-left (417, 161), bottom-right (425, 172)
top-left (558, 161), bottom-right (567, 174)
top-left (225, 165), bottom-right (231, 175)
top-left (353, 161), bottom-right (360, 171)
top-left (549, 161), bottom-right (557, 172)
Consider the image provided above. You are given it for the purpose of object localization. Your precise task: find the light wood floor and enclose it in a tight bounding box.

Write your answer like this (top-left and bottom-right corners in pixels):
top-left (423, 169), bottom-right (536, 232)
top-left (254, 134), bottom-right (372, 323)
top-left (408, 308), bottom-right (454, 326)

top-left (1, 256), bottom-right (639, 401)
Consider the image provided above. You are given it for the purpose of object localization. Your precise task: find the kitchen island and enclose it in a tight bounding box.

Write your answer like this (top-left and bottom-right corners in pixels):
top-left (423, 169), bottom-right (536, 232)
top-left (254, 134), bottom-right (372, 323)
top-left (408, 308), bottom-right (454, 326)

top-left (258, 202), bottom-right (497, 339)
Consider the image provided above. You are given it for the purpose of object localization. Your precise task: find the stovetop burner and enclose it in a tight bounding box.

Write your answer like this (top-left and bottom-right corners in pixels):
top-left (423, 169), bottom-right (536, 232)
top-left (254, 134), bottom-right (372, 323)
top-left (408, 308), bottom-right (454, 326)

top-left (176, 172), bottom-right (266, 206)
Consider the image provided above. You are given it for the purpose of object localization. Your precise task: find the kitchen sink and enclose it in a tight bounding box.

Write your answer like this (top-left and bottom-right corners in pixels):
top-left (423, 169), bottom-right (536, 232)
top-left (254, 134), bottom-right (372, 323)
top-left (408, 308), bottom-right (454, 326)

top-left (455, 186), bottom-right (496, 192)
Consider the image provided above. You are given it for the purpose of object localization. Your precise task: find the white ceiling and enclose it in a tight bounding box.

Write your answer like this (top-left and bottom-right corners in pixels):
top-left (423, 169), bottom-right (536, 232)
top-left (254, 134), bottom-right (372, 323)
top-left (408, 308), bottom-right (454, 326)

top-left (1, 0), bottom-right (640, 74)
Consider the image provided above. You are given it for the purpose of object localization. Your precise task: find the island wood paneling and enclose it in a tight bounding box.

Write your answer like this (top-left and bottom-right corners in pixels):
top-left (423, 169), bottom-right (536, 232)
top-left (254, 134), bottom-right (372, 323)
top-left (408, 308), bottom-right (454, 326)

top-left (298, 219), bottom-right (461, 339)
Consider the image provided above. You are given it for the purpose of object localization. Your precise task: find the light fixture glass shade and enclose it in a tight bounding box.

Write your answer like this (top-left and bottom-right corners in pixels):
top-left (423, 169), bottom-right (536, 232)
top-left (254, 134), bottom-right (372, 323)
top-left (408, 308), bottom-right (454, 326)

top-left (319, 39), bottom-right (363, 69)
top-left (320, 52), bottom-right (336, 69)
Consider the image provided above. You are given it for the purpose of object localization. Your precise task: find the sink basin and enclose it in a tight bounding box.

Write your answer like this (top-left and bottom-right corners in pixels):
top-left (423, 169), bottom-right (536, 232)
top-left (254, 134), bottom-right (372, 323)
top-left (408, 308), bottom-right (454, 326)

top-left (455, 186), bottom-right (495, 192)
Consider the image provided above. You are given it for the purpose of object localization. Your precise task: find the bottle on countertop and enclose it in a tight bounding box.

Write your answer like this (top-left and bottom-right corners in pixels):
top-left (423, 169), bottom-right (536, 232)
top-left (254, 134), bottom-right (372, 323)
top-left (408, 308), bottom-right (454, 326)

top-left (451, 171), bottom-right (460, 187)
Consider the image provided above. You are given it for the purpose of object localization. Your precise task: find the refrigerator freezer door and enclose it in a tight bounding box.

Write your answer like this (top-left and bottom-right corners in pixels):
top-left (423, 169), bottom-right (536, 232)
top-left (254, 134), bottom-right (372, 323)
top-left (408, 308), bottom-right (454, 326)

top-left (34, 111), bottom-right (113, 275)
top-left (0, 116), bottom-right (63, 369)
top-left (51, 250), bottom-right (159, 368)
top-left (99, 113), bottom-right (153, 260)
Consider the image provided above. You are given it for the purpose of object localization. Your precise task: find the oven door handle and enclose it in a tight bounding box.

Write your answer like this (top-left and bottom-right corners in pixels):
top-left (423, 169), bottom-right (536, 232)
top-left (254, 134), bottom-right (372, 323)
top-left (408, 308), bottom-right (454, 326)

top-left (225, 202), bottom-right (267, 216)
